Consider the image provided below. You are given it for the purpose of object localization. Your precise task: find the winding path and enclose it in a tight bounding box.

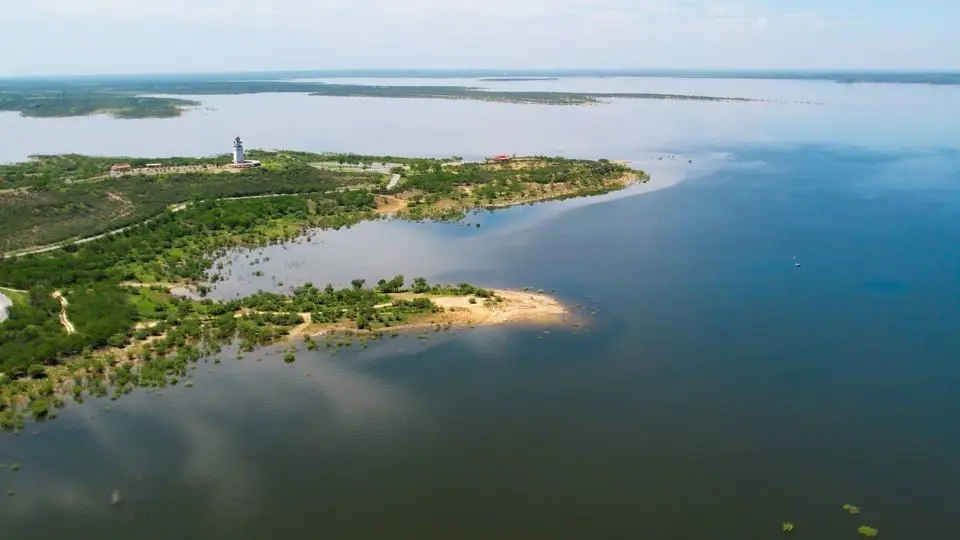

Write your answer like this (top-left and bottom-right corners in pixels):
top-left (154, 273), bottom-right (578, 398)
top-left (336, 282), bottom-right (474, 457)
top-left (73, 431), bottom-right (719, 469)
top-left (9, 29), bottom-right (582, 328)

top-left (52, 291), bottom-right (76, 335)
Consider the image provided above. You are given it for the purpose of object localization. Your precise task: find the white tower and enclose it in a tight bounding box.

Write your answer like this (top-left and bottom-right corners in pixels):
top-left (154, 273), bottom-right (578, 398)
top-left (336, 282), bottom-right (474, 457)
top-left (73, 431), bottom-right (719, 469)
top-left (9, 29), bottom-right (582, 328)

top-left (232, 136), bottom-right (245, 164)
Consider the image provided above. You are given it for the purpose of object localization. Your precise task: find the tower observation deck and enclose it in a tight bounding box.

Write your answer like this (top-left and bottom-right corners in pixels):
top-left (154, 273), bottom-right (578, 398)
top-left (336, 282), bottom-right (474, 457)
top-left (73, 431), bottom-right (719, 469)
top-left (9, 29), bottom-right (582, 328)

top-left (232, 136), bottom-right (245, 164)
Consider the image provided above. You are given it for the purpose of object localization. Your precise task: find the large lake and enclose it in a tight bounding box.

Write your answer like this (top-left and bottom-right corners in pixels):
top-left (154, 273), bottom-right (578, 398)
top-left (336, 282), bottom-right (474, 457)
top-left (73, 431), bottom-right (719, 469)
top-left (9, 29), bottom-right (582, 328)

top-left (2, 77), bottom-right (960, 539)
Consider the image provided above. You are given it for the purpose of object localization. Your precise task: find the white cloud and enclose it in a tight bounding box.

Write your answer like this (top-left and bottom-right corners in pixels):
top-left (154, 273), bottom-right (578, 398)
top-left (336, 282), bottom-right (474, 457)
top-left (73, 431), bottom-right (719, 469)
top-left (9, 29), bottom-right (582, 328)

top-left (1, 0), bottom-right (789, 26)
top-left (0, 0), bottom-right (952, 74)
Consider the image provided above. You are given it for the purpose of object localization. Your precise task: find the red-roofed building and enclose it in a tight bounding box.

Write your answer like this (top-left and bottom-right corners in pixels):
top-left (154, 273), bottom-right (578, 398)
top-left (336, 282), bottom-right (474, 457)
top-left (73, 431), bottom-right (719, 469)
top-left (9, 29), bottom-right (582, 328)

top-left (489, 154), bottom-right (513, 163)
top-left (110, 163), bottom-right (132, 173)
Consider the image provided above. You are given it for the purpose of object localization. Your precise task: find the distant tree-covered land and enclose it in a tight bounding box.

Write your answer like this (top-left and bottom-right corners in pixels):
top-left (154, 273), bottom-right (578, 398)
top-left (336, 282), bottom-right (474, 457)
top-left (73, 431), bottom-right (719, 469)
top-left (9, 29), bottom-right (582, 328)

top-left (477, 77), bottom-right (561, 82)
top-left (0, 92), bottom-right (199, 119)
top-left (0, 78), bottom-right (762, 118)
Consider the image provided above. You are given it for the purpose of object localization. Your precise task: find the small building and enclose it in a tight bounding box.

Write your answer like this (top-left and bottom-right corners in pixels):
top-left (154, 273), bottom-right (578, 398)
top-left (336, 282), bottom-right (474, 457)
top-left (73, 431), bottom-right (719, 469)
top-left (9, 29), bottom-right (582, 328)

top-left (145, 163), bottom-right (162, 168)
top-left (488, 154), bottom-right (513, 163)
top-left (110, 163), bottom-right (132, 173)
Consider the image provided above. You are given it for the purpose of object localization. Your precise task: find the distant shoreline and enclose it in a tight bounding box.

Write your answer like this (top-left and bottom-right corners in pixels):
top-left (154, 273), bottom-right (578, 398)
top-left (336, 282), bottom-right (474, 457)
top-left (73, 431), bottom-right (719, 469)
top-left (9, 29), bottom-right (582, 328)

top-left (478, 77), bottom-right (560, 82)
top-left (4, 69), bottom-right (956, 86)
top-left (0, 79), bottom-right (767, 119)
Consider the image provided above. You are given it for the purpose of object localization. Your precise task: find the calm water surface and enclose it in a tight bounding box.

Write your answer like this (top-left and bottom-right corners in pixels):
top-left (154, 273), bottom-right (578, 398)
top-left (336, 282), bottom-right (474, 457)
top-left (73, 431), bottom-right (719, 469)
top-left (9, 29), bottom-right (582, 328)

top-left (1, 78), bottom-right (959, 539)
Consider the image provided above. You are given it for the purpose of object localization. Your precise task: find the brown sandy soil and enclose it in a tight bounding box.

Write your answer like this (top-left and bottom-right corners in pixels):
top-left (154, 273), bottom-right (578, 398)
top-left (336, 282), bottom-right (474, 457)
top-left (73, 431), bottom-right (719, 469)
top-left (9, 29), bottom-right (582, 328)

top-left (106, 191), bottom-right (135, 219)
top-left (374, 194), bottom-right (409, 215)
top-left (431, 199), bottom-right (461, 211)
top-left (51, 291), bottom-right (76, 335)
top-left (287, 312), bottom-right (314, 337)
top-left (121, 281), bottom-right (189, 289)
top-left (120, 281), bottom-right (197, 297)
top-left (292, 289), bottom-right (570, 338)
top-left (133, 321), bottom-right (160, 330)
top-left (427, 289), bottom-right (568, 325)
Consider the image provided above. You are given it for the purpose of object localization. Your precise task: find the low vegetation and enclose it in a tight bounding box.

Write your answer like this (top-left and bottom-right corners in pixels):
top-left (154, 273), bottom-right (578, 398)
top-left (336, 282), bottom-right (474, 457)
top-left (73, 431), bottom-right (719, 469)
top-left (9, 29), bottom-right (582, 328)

top-left (389, 156), bottom-right (643, 220)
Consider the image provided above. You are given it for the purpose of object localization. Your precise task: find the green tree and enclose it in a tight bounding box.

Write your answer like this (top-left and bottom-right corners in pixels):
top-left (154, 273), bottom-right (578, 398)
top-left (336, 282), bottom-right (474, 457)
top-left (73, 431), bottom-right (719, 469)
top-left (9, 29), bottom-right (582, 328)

top-left (378, 274), bottom-right (404, 293)
top-left (412, 277), bottom-right (429, 293)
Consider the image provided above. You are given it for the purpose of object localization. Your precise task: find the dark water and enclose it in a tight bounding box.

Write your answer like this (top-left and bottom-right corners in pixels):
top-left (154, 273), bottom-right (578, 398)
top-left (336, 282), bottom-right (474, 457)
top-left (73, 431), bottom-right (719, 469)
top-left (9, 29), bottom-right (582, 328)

top-left (2, 80), bottom-right (960, 539)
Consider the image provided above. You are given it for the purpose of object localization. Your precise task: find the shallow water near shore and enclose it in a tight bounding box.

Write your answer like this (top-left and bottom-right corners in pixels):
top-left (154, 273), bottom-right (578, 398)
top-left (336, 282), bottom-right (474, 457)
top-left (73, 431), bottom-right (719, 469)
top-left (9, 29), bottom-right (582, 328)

top-left (2, 78), bottom-right (960, 539)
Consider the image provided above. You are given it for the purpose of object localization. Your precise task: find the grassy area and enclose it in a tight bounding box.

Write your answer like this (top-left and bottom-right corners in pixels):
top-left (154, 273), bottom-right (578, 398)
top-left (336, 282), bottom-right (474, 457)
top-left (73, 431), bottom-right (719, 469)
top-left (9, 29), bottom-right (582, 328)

top-left (0, 287), bottom-right (27, 306)
top-left (0, 161), bottom-right (380, 253)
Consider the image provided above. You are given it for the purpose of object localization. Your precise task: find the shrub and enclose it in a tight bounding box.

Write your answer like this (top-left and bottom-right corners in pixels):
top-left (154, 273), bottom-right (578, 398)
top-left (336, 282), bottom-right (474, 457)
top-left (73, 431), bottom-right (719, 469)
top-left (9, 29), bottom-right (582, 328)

top-left (27, 364), bottom-right (46, 379)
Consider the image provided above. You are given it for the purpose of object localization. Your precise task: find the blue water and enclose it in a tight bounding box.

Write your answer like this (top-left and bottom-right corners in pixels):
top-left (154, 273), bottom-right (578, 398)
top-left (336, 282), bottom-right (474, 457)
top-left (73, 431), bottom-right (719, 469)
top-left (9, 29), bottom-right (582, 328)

top-left (1, 80), bottom-right (960, 539)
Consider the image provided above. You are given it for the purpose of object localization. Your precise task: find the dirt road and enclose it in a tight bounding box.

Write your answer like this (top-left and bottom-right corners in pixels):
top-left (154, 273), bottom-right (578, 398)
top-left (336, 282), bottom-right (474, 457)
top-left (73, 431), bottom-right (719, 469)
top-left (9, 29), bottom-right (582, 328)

top-left (51, 291), bottom-right (76, 334)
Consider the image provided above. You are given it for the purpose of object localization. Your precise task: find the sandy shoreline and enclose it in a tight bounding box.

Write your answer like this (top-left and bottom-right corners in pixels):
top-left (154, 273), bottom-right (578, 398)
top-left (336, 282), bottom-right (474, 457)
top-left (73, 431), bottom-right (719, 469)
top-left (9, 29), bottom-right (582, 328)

top-left (290, 288), bottom-right (572, 338)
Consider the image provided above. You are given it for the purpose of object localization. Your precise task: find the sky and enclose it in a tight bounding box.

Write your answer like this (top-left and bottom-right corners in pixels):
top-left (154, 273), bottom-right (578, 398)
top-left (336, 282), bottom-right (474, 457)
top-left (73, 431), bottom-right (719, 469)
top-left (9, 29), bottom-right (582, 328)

top-left (0, 0), bottom-right (956, 76)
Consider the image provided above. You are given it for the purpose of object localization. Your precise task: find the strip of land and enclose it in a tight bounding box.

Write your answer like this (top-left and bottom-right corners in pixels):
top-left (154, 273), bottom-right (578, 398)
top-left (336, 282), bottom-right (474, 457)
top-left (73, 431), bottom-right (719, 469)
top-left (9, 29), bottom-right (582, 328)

top-left (290, 289), bottom-right (569, 337)
top-left (0, 151), bottom-right (630, 430)
top-left (0, 79), bottom-right (765, 118)
top-left (0, 152), bottom-right (646, 254)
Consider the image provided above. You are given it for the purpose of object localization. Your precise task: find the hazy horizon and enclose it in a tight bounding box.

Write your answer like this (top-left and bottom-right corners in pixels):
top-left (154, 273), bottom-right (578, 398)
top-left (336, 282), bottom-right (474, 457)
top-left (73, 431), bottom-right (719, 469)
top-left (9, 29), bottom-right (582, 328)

top-left (1, 0), bottom-right (956, 77)
top-left (3, 67), bottom-right (959, 82)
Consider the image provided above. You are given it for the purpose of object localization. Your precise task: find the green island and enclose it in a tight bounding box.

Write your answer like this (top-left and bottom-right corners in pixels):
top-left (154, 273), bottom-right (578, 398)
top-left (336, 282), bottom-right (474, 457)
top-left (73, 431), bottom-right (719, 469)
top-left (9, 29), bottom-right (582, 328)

top-left (0, 78), bottom-right (762, 119)
top-left (0, 151), bottom-right (644, 430)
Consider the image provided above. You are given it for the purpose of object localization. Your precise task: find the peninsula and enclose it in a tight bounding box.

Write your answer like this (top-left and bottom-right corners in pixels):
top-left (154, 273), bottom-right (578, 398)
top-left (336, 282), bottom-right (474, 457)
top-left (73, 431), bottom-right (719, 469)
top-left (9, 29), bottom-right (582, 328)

top-left (0, 150), bottom-right (641, 430)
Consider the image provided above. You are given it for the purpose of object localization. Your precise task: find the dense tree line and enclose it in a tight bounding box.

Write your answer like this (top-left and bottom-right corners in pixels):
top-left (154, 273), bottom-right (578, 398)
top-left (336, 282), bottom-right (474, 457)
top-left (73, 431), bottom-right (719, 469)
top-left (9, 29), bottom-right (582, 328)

top-left (0, 285), bottom-right (136, 377)
top-left (0, 192), bottom-right (376, 289)
top-left (0, 91), bottom-right (197, 119)
top-left (0, 154), bottom-right (230, 187)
